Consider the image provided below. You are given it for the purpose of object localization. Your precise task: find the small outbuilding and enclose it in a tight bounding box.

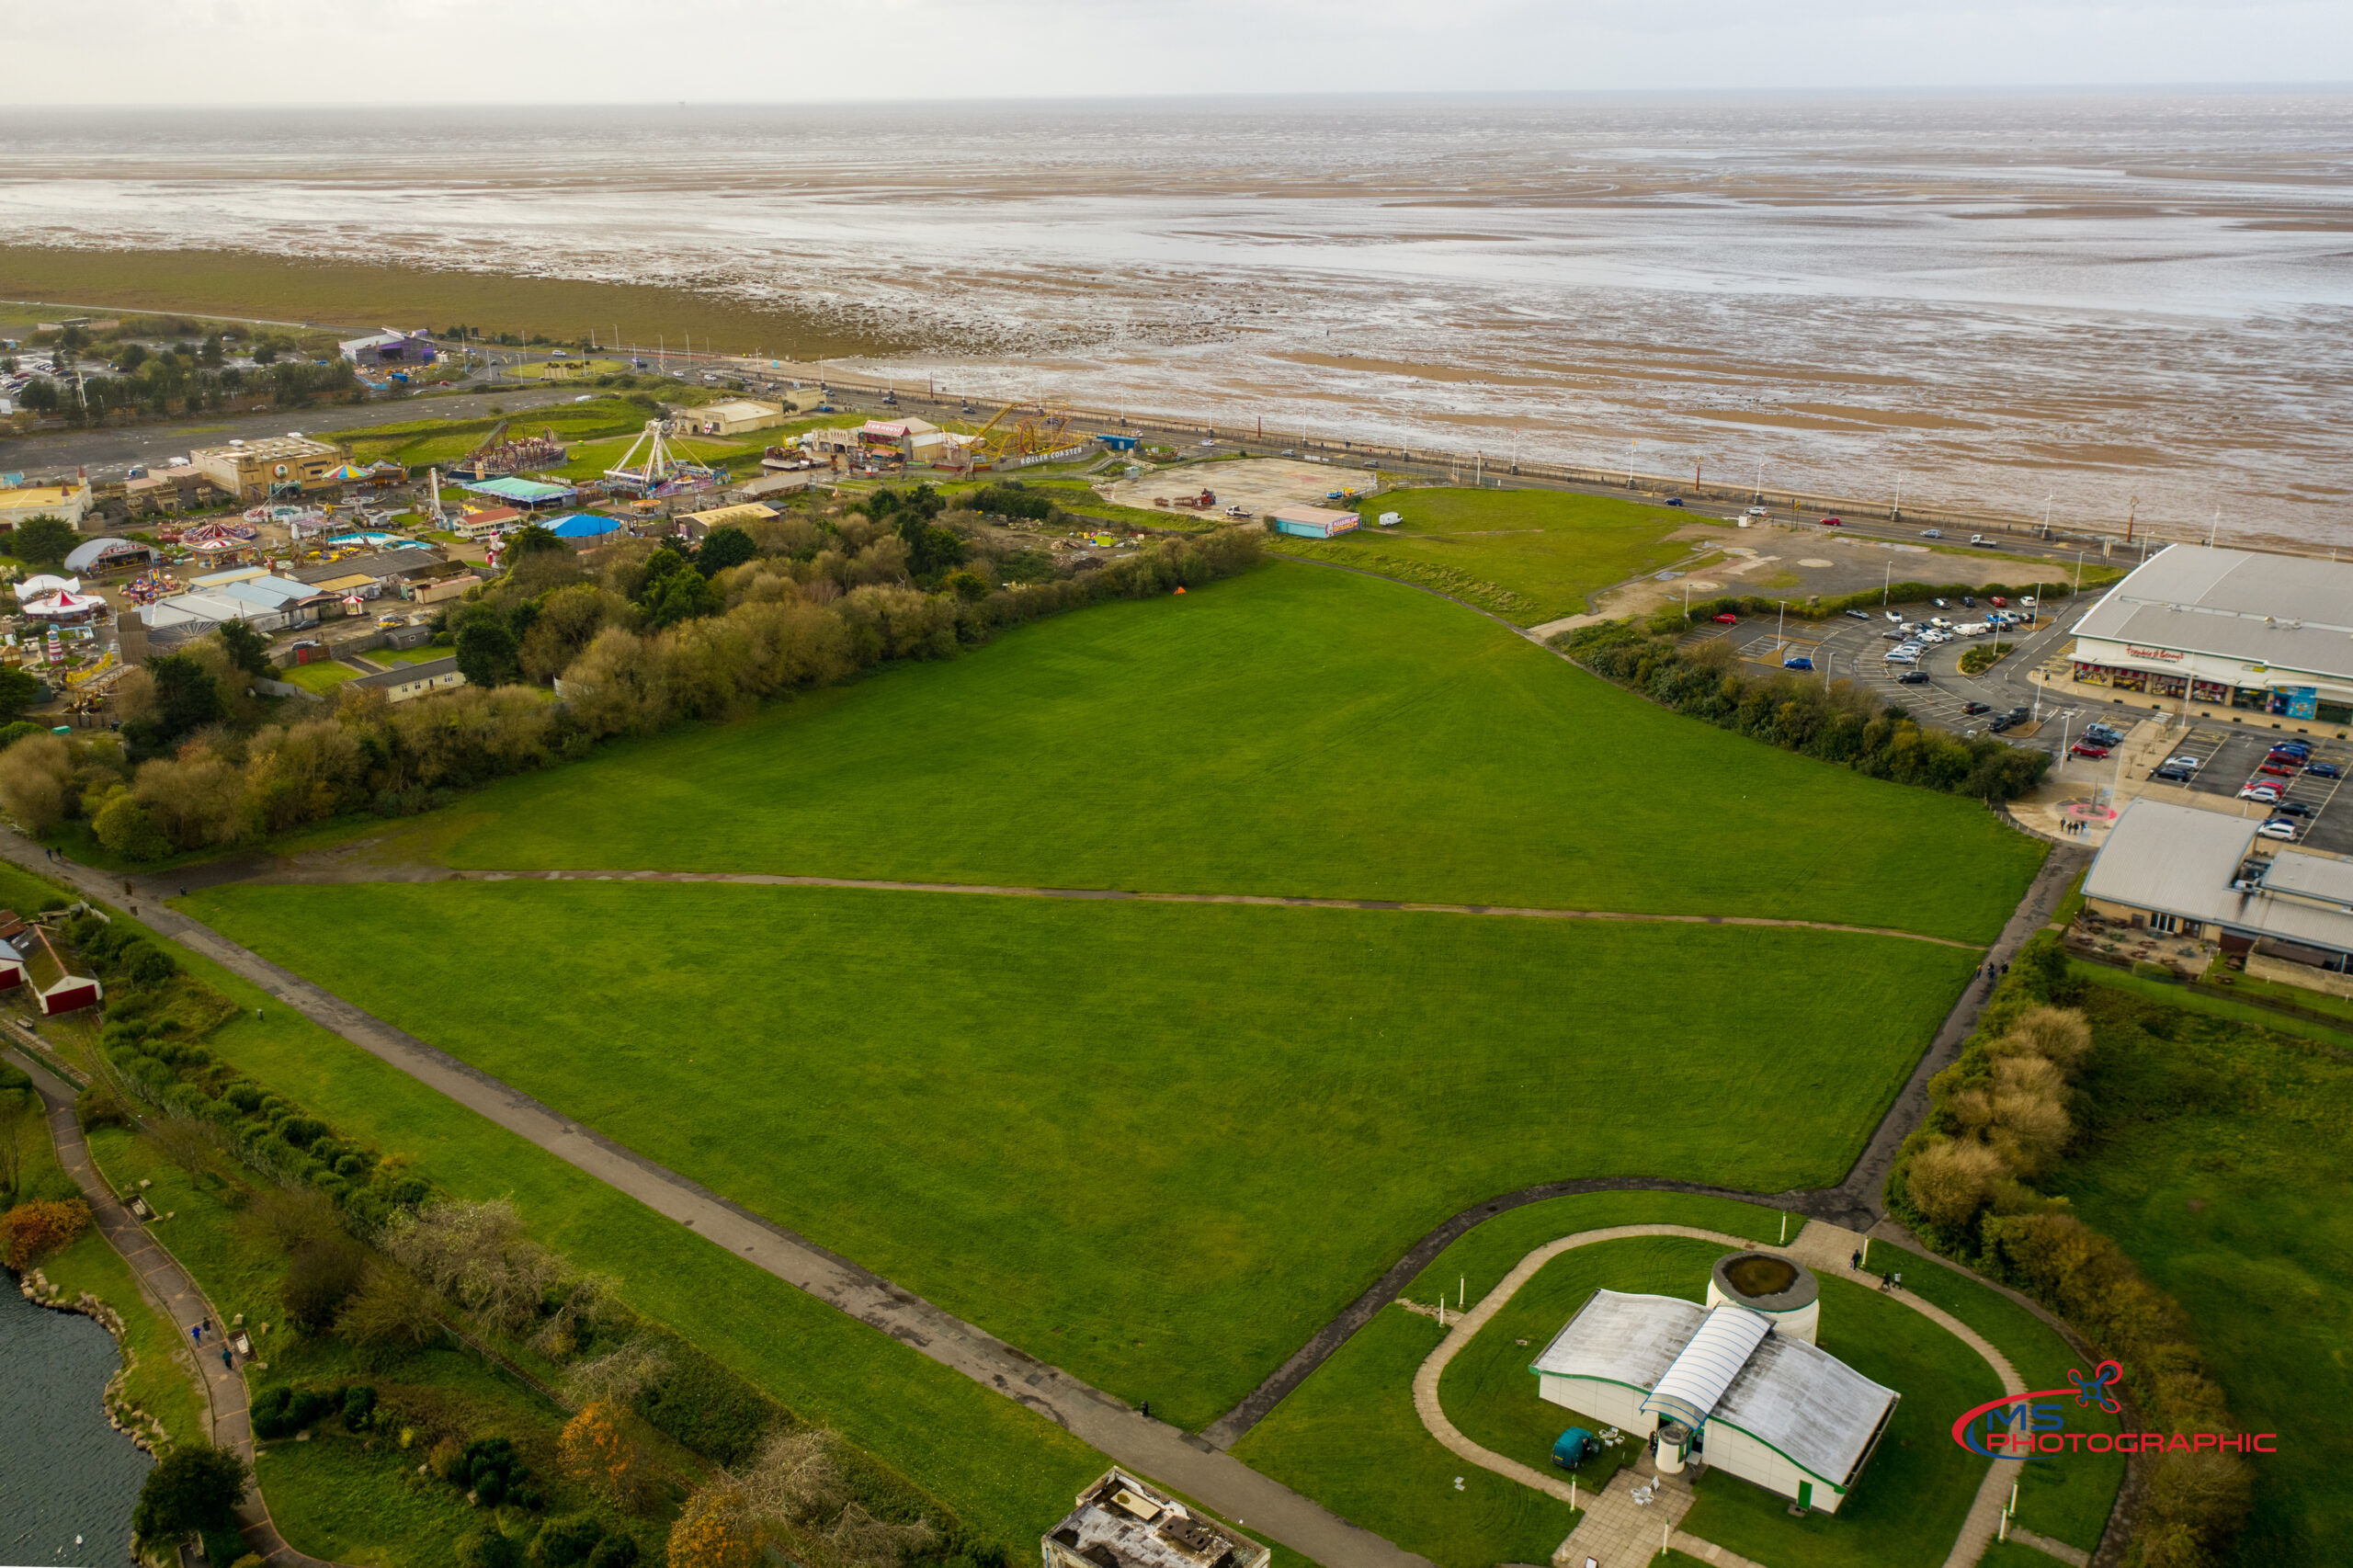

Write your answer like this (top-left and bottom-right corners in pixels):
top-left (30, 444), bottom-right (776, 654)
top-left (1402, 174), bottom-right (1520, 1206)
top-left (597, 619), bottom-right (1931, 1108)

top-left (1267, 506), bottom-right (1359, 540)
top-left (694, 399), bottom-right (787, 437)
top-left (350, 656), bottom-right (466, 704)
top-left (8, 926), bottom-right (103, 1015)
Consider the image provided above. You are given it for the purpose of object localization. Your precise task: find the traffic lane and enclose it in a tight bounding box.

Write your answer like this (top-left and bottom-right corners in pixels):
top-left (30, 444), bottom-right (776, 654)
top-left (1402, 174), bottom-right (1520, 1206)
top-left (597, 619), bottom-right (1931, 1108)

top-left (5, 385), bottom-right (590, 477)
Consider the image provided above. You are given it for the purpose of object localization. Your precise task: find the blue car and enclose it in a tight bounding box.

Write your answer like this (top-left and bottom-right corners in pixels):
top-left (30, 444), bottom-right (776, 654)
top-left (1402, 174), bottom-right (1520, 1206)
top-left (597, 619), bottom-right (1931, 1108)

top-left (2308, 762), bottom-right (2342, 778)
top-left (1783, 656), bottom-right (1815, 671)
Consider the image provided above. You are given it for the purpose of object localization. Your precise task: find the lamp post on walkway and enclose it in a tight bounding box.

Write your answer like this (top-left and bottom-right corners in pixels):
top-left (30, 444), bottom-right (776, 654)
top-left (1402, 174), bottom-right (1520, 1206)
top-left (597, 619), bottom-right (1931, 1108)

top-left (1777, 599), bottom-right (1788, 655)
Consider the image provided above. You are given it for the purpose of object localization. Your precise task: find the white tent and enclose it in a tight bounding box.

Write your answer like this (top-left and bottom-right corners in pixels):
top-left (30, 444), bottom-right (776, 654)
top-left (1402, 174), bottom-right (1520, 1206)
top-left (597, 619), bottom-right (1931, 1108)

top-left (17, 574), bottom-right (80, 597)
top-left (20, 589), bottom-right (106, 618)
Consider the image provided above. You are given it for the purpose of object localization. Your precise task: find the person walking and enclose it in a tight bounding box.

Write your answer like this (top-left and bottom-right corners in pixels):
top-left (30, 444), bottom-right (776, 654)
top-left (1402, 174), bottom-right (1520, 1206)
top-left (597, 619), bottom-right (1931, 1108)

top-left (1850, 1248), bottom-right (1862, 1271)
top-left (221, 1347), bottom-right (232, 1370)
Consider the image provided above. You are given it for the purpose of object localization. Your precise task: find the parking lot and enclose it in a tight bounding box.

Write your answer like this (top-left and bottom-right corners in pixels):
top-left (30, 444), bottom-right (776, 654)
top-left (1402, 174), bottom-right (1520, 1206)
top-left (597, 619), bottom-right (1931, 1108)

top-left (1688, 594), bottom-right (2091, 752)
top-left (2149, 726), bottom-right (2353, 856)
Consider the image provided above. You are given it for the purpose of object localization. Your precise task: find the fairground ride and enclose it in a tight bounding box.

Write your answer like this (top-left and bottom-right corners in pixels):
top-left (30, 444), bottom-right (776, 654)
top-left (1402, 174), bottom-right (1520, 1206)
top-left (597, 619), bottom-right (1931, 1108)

top-left (604, 420), bottom-right (725, 498)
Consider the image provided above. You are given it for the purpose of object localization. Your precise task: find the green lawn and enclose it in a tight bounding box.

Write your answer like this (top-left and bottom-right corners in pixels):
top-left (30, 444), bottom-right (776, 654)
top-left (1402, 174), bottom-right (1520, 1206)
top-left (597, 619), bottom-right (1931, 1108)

top-left (2051, 980), bottom-right (2353, 1566)
top-left (1231, 1198), bottom-right (1779, 1568)
top-left (185, 880), bottom-right (1977, 1432)
top-left (1231, 1308), bottom-right (1577, 1568)
top-left (1261, 487), bottom-right (1701, 625)
top-left (356, 643), bottom-right (451, 668)
top-left (68, 901), bottom-right (1110, 1556)
top-left (316, 562), bottom-right (2041, 944)
top-left (279, 659), bottom-right (359, 693)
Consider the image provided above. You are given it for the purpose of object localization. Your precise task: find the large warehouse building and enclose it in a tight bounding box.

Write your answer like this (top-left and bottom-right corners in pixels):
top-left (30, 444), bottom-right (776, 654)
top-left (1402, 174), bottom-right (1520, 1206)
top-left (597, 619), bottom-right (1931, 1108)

top-left (2065, 544), bottom-right (2353, 733)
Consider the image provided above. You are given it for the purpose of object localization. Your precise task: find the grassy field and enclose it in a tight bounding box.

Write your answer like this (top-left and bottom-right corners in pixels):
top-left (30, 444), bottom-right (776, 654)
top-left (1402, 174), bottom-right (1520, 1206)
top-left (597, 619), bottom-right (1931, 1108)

top-left (1261, 487), bottom-right (1702, 625)
top-left (0, 246), bottom-right (902, 359)
top-left (337, 397), bottom-right (654, 470)
top-left (1233, 1195), bottom-right (1784, 1568)
top-left (356, 644), bottom-right (451, 668)
top-left (1437, 1234), bottom-right (1997, 1568)
top-left (2051, 979), bottom-right (2353, 1566)
top-left (182, 879), bottom-right (1973, 1431)
top-left (39, 891), bottom-right (1112, 1554)
top-left (313, 562), bottom-right (2042, 943)
top-left (280, 659), bottom-right (360, 693)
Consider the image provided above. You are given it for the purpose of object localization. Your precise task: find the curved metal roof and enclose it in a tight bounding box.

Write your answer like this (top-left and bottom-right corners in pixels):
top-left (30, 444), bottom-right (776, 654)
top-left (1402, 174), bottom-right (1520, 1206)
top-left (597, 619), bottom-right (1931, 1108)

top-left (1641, 1304), bottom-right (1771, 1431)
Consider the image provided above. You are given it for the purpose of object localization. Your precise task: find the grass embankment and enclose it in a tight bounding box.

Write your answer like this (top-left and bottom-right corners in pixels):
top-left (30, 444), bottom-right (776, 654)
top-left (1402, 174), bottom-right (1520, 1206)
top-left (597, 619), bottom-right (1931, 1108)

top-left (1261, 487), bottom-right (1699, 625)
top-left (3, 1085), bottom-right (209, 1454)
top-left (187, 880), bottom-right (1975, 1433)
top-left (2050, 978), bottom-right (2353, 1565)
top-left (56, 902), bottom-right (1108, 1553)
top-left (1232, 1195), bottom-right (1782, 1568)
top-left (0, 246), bottom-right (901, 359)
top-left (1434, 1234), bottom-right (1996, 1568)
top-left (310, 563), bottom-right (2042, 944)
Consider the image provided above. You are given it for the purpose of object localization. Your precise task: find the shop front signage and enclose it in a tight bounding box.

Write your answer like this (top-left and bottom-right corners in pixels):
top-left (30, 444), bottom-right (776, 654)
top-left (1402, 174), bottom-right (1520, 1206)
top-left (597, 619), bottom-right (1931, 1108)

top-left (2123, 645), bottom-right (2185, 662)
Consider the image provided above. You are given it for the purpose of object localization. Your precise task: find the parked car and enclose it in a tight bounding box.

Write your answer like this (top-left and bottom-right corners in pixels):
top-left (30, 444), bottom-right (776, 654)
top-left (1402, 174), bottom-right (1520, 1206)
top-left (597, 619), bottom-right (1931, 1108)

top-left (1921, 528), bottom-right (1943, 539)
top-left (2256, 818), bottom-right (2300, 842)
top-left (2153, 767), bottom-right (2193, 782)
top-left (2165, 756), bottom-right (2202, 769)
top-left (1886, 650), bottom-right (1919, 665)
top-left (2085, 726), bottom-right (2124, 744)
top-left (1665, 497), bottom-right (1685, 507)
top-left (1961, 701), bottom-right (1992, 715)
top-left (1820, 516), bottom-right (1842, 527)
top-left (1961, 596), bottom-right (1975, 608)
top-left (1897, 670), bottom-right (1931, 685)
top-left (2008, 707), bottom-right (2032, 720)
top-left (2071, 743), bottom-right (2110, 759)
top-left (1990, 716), bottom-right (2018, 733)
top-left (2269, 744), bottom-right (2312, 761)
top-left (2259, 761), bottom-right (2300, 777)
top-left (2273, 801), bottom-right (2315, 817)
top-left (1711, 611), bottom-right (1740, 624)
top-left (1934, 598), bottom-right (1949, 608)
top-left (1783, 656), bottom-right (1815, 671)
top-left (2307, 762), bottom-right (2343, 778)
top-left (1845, 609), bottom-right (1871, 620)
top-left (2240, 783), bottom-right (2284, 801)
top-left (1988, 596), bottom-right (2007, 608)
top-left (1884, 610), bottom-right (1903, 622)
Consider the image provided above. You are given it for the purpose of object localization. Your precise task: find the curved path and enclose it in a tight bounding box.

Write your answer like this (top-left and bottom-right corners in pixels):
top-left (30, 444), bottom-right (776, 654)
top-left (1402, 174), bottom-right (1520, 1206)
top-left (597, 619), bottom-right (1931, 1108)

top-left (6, 1045), bottom-right (347, 1568)
top-left (1411, 1221), bottom-right (2027, 1568)
top-left (238, 863), bottom-right (1984, 950)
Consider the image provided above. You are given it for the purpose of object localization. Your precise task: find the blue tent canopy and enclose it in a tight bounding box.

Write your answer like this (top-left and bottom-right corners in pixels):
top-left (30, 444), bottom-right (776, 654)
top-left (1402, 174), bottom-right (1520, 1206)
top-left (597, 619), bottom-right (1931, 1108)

top-left (543, 513), bottom-right (624, 539)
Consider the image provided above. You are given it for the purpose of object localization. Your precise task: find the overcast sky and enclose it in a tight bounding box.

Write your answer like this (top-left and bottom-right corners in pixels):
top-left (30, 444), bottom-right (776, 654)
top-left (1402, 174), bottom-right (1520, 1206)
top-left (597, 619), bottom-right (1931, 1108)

top-left (10, 0), bottom-right (2351, 102)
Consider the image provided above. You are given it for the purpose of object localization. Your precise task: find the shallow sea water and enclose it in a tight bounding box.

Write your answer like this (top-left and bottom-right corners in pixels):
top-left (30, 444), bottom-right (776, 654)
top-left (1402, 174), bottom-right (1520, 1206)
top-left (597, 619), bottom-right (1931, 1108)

top-left (4, 89), bottom-right (2351, 545)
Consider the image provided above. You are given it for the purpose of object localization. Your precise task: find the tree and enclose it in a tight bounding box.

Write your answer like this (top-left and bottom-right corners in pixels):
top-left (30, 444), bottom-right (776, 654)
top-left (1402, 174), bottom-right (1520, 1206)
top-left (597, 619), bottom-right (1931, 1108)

top-left (213, 619), bottom-right (274, 680)
top-left (459, 1527), bottom-right (525, 1568)
top-left (892, 511), bottom-right (964, 578)
top-left (666, 1485), bottom-right (759, 1568)
top-left (278, 1238), bottom-right (369, 1329)
top-left (560, 1402), bottom-right (654, 1512)
top-left (506, 524), bottom-right (565, 562)
top-left (335, 1263), bottom-right (444, 1346)
top-left (120, 653), bottom-right (224, 757)
top-left (11, 514), bottom-right (79, 568)
top-left (131, 1443), bottom-right (249, 1550)
top-left (695, 527), bottom-right (758, 578)
top-left (455, 620), bottom-right (523, 688)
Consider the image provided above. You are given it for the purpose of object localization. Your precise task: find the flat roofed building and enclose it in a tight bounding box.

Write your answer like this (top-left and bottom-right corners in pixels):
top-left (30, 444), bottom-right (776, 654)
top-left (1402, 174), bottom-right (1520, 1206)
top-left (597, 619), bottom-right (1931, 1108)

top-left (1532, 1274), bottom-right (1898, 1515)
top-left (0, 483), bottom-right (94, 529)
top-left (674, 502), bottom-right (777, 540)
top-left (2070, 544), bottom-right (2353, 729)
top-left (1267, 506), bottom-right (1359, 540)
top-left (189, 437), bottom-right (353, 503)
top-left (339, 329), bottom-right (438, 367)
top-left (1041, 1471), bottom-right (1268, 1568)
top-left (693, 398), bottom-right (787, 437)
top-left (2084, 797), bottom-right (2353, 991)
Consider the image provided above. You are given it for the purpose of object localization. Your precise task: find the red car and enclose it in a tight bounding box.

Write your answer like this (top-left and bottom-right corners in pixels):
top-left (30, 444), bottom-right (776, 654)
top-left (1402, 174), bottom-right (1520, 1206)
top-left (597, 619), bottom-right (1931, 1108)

top-left (2260, 760), bottom-right (2299, 777)
top-left (1987, 596), bottom-right (2007, 608)
top-left (1820, 516), bottom-right (1842, 527)
top-left (2070, 743), bottom-right (2110, 759)
top-left (1711, 612), bottom-right (1739, 624)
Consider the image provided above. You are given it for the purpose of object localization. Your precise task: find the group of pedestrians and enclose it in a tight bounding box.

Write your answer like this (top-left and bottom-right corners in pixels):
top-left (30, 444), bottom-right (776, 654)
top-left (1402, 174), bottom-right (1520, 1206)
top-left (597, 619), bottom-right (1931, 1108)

top-left (1847, 1247), bottom-right (1901, 1293)
top-left (2060, 817), bottom-right (2091, 837)
top-left (1980, 959), bottom-right (2009, 983)
top-left (191, 1315), bottom-right (235, 1370)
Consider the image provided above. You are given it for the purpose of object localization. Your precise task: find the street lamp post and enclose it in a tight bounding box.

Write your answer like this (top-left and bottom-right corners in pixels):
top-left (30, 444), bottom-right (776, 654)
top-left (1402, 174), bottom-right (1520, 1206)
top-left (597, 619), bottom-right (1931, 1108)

top-left (1893, 476), bottom-right (1904, 526)
top-left (1883, 559), bottom-right (1893, 607)
top-left (1777, 599), bottom-right (1788, 654)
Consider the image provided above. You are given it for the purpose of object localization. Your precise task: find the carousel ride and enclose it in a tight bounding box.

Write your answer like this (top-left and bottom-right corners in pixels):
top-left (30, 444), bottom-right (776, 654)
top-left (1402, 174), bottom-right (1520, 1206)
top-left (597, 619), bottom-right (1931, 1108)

top-left (604, 420), bottom-right (724, 499)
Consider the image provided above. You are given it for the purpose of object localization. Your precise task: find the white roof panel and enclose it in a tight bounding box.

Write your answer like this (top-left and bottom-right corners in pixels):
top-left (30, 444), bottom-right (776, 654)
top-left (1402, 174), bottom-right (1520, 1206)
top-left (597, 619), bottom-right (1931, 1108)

top-left (1714, 1332), bottom-right (1900, 1487)
top-left (1532, 1290), bottom-right (1702, 1392)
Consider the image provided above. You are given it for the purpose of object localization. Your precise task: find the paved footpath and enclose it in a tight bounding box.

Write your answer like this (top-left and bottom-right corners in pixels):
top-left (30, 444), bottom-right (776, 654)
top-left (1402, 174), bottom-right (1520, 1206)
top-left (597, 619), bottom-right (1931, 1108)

top-left (6, 1046), bottom-right (342, 1568)
top-left (6, 835), bottom-right (1427, 1568)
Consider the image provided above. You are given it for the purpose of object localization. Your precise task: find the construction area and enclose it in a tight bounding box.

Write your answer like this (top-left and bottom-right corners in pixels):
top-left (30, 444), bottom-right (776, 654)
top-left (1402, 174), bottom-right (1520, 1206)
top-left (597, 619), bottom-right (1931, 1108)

top-left (1093, 457), bottom-right (1381, 517)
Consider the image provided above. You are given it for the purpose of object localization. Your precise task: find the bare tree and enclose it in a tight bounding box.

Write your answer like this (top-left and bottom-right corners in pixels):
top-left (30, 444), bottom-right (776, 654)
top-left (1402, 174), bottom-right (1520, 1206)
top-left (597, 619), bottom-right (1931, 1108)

top-left (383, 1199), bottom-right (564, 1335)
